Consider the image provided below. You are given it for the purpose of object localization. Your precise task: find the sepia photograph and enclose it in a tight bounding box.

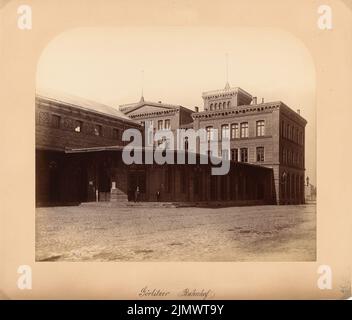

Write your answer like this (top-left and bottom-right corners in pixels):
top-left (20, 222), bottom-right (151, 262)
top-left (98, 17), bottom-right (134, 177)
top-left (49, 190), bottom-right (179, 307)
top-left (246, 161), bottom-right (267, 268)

top-left (1, 0), bottom-right (351, 303)
top-left (35, 27), bottom-right (316, 262)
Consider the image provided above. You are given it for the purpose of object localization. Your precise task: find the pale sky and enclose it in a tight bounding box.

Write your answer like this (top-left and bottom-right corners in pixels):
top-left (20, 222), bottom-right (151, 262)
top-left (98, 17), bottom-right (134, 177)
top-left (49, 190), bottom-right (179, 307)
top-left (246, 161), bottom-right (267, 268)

top-left (36, 27), bottom-right (316, 184)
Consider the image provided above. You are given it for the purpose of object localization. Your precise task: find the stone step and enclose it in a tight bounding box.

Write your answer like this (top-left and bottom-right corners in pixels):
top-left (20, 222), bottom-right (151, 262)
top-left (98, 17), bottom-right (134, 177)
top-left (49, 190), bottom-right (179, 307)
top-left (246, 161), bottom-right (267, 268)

top-left (110, 193), bottom-right (127, 198)
top-left (80, 201), bottom-right (178, 208)
top-left (80, 200), bottom-right (268, 208)
top-left (110, 188), bottom-right (128, 202)
top-left (110, 197), bottom-right (128, 202)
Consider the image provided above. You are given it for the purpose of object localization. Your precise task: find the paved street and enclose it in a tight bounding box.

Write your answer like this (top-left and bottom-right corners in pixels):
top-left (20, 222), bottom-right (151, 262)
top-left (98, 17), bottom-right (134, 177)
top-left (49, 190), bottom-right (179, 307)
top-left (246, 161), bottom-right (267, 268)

top-left (36, 204), bottom-right (316, 262)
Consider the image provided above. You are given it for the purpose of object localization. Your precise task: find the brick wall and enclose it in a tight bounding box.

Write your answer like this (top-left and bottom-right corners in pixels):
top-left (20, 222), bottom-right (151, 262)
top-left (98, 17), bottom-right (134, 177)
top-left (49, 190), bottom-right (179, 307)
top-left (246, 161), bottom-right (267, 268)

top-left (36, 98), bottom-right (139, 151)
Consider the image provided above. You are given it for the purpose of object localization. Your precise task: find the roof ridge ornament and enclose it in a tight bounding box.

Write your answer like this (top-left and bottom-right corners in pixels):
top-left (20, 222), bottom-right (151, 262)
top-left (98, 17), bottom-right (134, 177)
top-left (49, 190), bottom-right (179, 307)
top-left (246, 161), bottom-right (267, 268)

top-left (224, 53), bottom-right (230, 90)
top-left (140, 69), bottom-right (145, 102)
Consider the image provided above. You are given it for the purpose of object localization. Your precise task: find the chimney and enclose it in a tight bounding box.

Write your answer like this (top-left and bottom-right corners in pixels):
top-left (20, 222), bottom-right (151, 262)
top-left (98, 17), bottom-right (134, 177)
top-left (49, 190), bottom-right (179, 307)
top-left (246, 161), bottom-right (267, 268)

top-left (261, 98), bottom-right (265, 104)
top-left (194, 106), bottom-right (199, 112)
top-left (297, 109), bottom-right (301, 115)
top-left (252, 97), bottom-right (257, 105)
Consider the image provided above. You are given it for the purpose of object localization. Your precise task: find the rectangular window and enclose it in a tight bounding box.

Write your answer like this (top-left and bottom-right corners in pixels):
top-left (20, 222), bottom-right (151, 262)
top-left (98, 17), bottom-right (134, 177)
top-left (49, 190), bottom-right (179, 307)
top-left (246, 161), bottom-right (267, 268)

top-left (256, 147), bottom-right (265, 162)
top-left (240, 148), bottom-right (248, 162)
top-left (51, 114), bottom-right (61, 128)
top-left (112, 128), bottom-right (119, 139)
top-left (221, 149), bottom-right (230, 160)
top-left (94, 124), bottom-right (102, 136)
top-left (240, 122), bottom-right (249, 138)
top-left (256, 120), bottom-right (265, 137)
top-left (74, 120), bottom-right (82, 133)
top-left (231, 148), bottom-right (238, 162)
top-left (221, 124), bottom-right (229, 140)
top-left (206, 126), bottom-right (213, 141)
top-left (157, 120), bottom-right (163, 130)
top-left (143, 120), bottom-right (154, 145)
top-left (145, 120), bottom-right (153, 129)
top-left (164, 119), bottom-right (171, 130)
top-left (231, 123), bottom-right (239, 139)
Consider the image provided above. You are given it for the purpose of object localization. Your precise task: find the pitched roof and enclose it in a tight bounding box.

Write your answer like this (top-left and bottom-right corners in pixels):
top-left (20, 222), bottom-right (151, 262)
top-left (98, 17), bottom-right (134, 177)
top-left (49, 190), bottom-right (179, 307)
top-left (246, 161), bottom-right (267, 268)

top-left (119, 97), bottom-right (194, 115)
top-left (36, 88), bottom-right (133, 122)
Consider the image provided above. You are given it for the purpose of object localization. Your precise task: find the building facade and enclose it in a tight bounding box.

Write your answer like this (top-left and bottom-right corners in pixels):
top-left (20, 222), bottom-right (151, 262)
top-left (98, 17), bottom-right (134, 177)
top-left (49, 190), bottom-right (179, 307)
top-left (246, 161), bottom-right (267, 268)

top-left (35, 91), bottom-right (139, 205)
top-left (35, 83), bottom-right (307, 206)
top-left (190, 83), bottom-right (307, 204)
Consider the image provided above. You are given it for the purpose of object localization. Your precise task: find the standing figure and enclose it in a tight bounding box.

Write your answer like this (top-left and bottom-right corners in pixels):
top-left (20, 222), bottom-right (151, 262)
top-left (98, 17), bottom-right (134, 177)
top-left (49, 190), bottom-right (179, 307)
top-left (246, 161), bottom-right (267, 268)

top-left (156, 190), bottom-right (161, 202)
top-left (135, 186), bottom-right (140, 202)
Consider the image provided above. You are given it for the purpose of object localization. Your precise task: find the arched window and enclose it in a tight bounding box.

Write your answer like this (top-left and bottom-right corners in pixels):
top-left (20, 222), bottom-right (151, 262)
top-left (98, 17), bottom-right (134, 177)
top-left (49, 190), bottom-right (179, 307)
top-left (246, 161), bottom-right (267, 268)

top-left (227, 101), bottom-right (231, 108)
top-left (214, 103), bottom-right (218, 109)
top-left (209, 103), bottom-right (213, 111)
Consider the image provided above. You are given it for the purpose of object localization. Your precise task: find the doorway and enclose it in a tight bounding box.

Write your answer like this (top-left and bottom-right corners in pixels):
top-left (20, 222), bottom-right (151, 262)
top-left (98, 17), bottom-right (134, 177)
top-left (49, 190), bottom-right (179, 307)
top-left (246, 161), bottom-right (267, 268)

top-left (128, 171), bottom-right (146, 201)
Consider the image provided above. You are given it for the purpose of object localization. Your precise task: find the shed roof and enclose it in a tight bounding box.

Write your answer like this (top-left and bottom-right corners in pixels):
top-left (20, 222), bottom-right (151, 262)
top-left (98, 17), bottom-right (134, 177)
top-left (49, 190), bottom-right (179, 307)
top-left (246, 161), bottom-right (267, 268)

top-left (36, 88), bottom-right (133, 122)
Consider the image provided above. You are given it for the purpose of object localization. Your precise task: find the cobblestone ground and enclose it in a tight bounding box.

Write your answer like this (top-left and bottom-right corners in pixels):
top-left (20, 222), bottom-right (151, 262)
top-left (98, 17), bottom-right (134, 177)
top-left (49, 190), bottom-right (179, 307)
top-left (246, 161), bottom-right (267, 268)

top-left (36, 204), bottom-right (316, 262)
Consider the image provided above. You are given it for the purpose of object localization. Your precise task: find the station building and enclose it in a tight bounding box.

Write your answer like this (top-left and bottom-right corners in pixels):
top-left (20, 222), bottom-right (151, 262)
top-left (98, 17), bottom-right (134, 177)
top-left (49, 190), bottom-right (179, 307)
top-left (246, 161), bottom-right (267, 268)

top-left (35, 83), bottom-right (306, 206)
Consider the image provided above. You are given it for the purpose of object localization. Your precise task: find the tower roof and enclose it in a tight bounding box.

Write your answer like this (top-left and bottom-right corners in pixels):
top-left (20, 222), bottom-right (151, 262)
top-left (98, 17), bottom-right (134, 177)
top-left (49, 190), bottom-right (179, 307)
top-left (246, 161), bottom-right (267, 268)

top-left (202, 86), bottom-right (252, 99)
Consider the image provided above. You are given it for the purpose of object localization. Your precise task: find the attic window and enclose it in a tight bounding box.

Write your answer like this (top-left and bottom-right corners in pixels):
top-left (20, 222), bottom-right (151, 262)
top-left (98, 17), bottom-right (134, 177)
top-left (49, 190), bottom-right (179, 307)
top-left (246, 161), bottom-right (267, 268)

top-left (94, 124), bottom-right (102, 136)
top-left (51, 114), bottom-right (61, 128)
top-left (112, 128), bottom-right (119, 139)
top-left (74, 120), bottom-right (82, 133)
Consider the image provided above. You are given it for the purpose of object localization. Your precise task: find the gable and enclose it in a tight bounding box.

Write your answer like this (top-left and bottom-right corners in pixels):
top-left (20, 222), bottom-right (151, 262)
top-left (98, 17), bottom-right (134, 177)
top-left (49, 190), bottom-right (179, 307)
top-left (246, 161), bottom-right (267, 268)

top-left (127, 104), bottom-right (176, 116)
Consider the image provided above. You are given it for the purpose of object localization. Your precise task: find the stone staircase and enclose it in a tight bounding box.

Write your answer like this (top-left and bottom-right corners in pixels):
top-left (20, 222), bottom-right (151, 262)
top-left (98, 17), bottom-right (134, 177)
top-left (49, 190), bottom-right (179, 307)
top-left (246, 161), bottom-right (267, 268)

top-left (110, 188), bottom-right (128, 202)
